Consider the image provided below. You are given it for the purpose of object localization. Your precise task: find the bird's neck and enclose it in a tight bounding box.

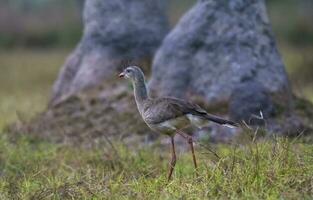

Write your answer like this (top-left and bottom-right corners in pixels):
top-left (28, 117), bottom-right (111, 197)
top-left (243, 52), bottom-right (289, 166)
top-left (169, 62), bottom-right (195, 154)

top-left (133, 78), bottom-right (148, 112)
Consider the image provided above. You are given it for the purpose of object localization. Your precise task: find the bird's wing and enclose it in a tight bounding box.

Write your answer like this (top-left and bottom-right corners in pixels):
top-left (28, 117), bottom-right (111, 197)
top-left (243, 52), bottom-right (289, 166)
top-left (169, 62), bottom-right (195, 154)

top-left (143, 97), bottom-right (238, 127)
top-left (142, 97), bottom-right (205, 124)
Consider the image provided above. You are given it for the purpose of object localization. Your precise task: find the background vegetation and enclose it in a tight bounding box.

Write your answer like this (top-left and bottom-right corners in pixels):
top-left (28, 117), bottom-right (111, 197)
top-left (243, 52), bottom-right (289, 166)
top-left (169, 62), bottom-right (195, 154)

top-left (0, 0), bottom-right (312, 199)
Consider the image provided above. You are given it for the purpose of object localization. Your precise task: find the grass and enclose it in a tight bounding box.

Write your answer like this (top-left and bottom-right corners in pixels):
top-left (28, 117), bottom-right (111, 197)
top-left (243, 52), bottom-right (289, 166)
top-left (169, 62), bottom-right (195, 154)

top-left (0, 48), bottom-right (312, 199)
top-left (0, 48), bottom-right (68, 129)
top-left (0, 134), bottom-right (312, 199)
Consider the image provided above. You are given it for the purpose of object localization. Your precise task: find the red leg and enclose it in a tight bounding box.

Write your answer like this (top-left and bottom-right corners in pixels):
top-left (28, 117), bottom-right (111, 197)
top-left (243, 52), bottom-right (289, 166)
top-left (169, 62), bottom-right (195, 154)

top-left (177, 131), bottom-right (198, 170)
top-left (167, 136), bottom-right (176, 181)
top-left (188, 137), bottom-right (198, 169)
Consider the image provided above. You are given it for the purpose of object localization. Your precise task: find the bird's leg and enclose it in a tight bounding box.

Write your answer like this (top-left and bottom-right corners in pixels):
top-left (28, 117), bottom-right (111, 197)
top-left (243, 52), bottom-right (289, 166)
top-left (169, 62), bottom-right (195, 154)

top-left (177, 131), bottom-right (198, 170)
top-left (167, 136), bottom-right (176, 181)
top-left (188, 136), bottom-right (198, 170)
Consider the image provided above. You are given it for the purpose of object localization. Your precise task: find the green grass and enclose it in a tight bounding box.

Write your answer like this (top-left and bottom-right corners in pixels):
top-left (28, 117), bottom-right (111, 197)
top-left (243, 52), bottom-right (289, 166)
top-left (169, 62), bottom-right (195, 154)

top-left (0, 48), bottom-right (68, 128)
top-left (0, 48), bottom-right (313, 199)
top-left (0, 135), bottom-right (312, 199)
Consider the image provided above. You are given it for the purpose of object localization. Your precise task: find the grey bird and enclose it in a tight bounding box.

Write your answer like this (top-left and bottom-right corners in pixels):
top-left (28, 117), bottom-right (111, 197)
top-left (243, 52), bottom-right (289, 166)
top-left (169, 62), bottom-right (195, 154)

top-left (119, 66), bottom-right (238, 181)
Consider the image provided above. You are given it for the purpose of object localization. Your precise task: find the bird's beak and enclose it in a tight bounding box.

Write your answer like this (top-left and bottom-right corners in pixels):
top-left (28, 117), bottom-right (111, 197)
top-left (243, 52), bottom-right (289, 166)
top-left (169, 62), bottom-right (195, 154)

top-left (119, 72), bottom-right (125, 78)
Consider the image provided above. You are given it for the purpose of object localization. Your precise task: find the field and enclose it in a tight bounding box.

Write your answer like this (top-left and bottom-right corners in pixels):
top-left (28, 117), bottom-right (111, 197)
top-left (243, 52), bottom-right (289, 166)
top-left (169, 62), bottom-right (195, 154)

top-left (0, 48), bottom-right (312, 199)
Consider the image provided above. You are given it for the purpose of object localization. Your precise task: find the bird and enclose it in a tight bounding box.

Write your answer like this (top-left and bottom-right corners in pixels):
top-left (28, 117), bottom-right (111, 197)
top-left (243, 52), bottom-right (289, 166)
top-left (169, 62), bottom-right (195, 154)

top-left (119, 66), bottom-right (238, 181)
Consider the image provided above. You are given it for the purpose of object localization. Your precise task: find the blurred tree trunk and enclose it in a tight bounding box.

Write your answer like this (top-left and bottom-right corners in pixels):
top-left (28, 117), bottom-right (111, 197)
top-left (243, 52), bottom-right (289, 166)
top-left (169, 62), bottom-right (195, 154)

top-left (149, 0), bottom-right (292, 125)
top-left (51, 0), bottom-right (168, 106)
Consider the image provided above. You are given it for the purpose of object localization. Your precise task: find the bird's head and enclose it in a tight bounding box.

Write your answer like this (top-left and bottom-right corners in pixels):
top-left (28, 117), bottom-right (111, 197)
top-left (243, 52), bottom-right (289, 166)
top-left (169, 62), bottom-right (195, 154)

top-left (119, 66), bottom-right (145, 82)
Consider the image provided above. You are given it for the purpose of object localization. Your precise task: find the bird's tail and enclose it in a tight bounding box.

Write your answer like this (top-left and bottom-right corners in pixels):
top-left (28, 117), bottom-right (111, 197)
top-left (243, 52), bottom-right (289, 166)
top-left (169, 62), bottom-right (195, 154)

top-left (203, 113), bottom-right (238, 128)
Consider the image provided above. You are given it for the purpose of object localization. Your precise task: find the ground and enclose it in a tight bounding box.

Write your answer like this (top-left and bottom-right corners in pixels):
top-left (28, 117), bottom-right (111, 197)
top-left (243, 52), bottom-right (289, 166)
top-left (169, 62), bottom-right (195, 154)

top-left (0, 49), bottom-right (313, 199)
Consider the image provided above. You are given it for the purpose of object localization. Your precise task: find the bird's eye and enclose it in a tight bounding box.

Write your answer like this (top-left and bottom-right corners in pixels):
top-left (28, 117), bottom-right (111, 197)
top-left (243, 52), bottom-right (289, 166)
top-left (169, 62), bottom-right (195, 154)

top-left (126, 69), bottom-right (131, 73)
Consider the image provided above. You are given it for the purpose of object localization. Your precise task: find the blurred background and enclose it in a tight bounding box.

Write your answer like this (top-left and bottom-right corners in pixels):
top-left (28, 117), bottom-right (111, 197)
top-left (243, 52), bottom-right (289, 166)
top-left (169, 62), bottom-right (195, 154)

top-left (0, 0), bottom-right (312, 126)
